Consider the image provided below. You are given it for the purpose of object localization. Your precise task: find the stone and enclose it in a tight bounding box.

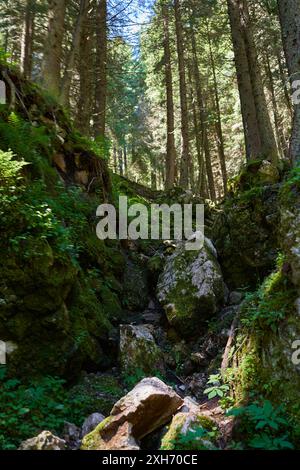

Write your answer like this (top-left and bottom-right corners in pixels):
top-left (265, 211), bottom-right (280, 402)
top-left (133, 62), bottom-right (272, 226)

top-left (120, 324), bottom-right (165, 375)
top-left (82, 421), bottom-right (140, 451)
top-left (81, 413), bottom-right (105, 438)
top-left (157, 238), bottom-right (226, 335)
top-left (228, 291), bottom-right (244, 306)
top-left (123, 258), bottom-right (149, 311)
top-left (19, 431), bottom-right (66, 451)
top-left (179, 396), bottom-right (200, 414)
top-left (257, 160), bottom-right (280, 185)
top-left (212, 184), bottom-right (280, 288)
top-left (190, 352), bottom-right (208, 367)
top-left (160, 412), bottom-right (217, 450)
top-left (186, 373), bottom-right (207, 400)
top-left (63, 422), bottom-right (81, 450)
top-left (81, 377), bottom-right (183, 450)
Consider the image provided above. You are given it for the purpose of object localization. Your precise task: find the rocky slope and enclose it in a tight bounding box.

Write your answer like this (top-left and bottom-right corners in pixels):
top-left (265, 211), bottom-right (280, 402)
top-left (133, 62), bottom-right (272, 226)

top-left (1, 67), bottom-right (300, 450)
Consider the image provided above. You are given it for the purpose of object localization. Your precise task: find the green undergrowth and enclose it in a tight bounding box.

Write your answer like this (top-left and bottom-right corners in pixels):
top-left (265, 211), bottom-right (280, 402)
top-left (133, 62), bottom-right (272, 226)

top-left (240, 255), bottom-right (297, 332)
top-left (279, 163), bottom-right (300, 204)
top-left (0, 368), bottom-right (124, 450)
top-left (228, 399), bottom-right (294, 450)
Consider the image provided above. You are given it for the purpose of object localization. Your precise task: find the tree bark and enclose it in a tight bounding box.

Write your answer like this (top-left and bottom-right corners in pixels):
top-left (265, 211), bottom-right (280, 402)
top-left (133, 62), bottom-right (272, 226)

top-left (190, 25), bottom-right (216, 201)
top-left (264, 52), bottom-right (287, 157)
top-left (174, 0), bottom-right (190, 189)
top-left (41, 0), bottom-right (67, 96)
top-left (227, 0), bottom-right (278, 164)
top-left (60, 0), bottom-right (89, 107)
top-left (75, 8), bottom-right (93, 136)
top-left (93, 0), bottom-right (107, 139)
top-left (162, 1), bottom-right (177, 189)
top-left (20, 0), bottom-right (35, 79)
top-left (207, 22), bottom-right (228, 194)
top-left (277, 0), bottom-right (300, 165)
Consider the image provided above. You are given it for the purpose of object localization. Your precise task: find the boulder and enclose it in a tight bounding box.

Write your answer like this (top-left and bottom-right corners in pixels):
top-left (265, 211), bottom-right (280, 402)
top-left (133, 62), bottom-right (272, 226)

top-left (81, 413), bottom-right (105, 438)
top-left (120, 324), bottom-right (165, 375)
top-left (281, 205), bottom-right (300, 291)
top-left (157, 238), bottom-right (226, 335)
top-left (160, 411), bottom-right (217, 450)
top-left (19, 431), bottom-right (65, 450)
top-left (63, 422), bottom-right (81, 450)
top-left (212, 184), bottom-right (280, 288)
top-left (123, 258), bottom-right (149, 311)
top-left (81, 377), bottom-right (183, 450)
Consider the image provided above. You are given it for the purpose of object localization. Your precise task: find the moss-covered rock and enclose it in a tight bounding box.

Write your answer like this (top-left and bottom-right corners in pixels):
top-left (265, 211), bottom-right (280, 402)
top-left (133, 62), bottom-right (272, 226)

top-left (157, 238), bottom-right (226, 336)
top-left (160, 412), bottom-right (217, 450)
top-left (212, 184), bottom-right (280, 288)
top-left (119, 324), bottom-right (165, 376)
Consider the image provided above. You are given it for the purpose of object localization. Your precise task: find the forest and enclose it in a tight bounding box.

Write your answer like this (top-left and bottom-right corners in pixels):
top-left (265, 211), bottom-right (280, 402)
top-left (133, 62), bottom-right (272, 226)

top-left (0, 0), bottom-right (300, 455)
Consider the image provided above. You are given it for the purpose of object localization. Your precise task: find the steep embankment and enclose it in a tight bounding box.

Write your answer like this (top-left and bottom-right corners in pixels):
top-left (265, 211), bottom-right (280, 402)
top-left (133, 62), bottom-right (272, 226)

top-left (0, 66), bottom-right (123, 378)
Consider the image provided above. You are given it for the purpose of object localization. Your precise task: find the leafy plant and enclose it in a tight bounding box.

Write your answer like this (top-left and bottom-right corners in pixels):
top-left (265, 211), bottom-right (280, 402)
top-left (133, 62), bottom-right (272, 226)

top-left (240, 255), bottom-right (297, 331)
top-left (227, 400), bottom-right (294, 450)
top-left (204, 374), bottom-right (230, 399)
top-left (166, 424), bottom-right (218, 451)
top-left (0, 368), bottom-right (86, 450)
top-left (0, 149), bottom-right (28, 186)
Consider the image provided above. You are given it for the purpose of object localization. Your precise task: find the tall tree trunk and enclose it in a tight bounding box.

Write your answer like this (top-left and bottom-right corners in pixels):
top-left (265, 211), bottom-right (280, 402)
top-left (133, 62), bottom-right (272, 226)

top-left (207, 23), bottom-right (228, 194)
top-left (190, 25), bottom-right (216, 201)
top-left (227, 0), bottom-right (261, 160)
top-left (93, 0), bottom-right (107, 139)
top-left (113, 146), bottom-right (117, 173)
top-left (60, 0), bottom-right (89, 107)
top-left (162, 1), bottom-right (177, 189)
top-left (227, 0), bottom-right (278, 164)
top-left (41, 0), bottom-right (66, 96)
top-left (118, 149), bottom-right (123, 175)
top-left (241, 0), bottom-right (278, 164)
top-left (75, 9), bottom-right (93, 136)
top-left (20, 0), bottom-right (35, 79)
top-left (277, 0), bottom-right (300, 165)
top-left (264, 52), bottom-right (287, 157)
top-left (123, 143), bottom-right (128, 175)
top-left (276, 49), bottom-right (293, 117)
top-left (174, 0), bottom-right (190, 189)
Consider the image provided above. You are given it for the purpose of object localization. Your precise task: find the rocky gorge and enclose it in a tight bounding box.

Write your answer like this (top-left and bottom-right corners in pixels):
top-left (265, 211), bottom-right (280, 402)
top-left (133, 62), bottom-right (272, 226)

top-left (0, 66), bottom-right (300, 451)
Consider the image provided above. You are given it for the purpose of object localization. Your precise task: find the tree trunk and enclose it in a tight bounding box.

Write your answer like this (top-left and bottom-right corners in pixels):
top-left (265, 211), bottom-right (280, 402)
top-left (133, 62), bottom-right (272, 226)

top-left (60, 0), bottom-right (89, 107)
top-left (118, 149), bottom-right (123, 175)
top-left (113, 146), bottom-right (117, 173)
top-left (227, 0), bottom-right (278, 164)
top-left (241, 0), bottom-right (278, 164)
top-left (93, 0), bottom-right (107, 139)
top-left (190, 25), bottom-right (216, 201)
top-left (20, 0), bottom-right (35, 79)
top-left (123, 143), bottom-right (128, 175)
top-left (207, 23), bottom-right (227, 194)
top-left (264, 52), bottom-right (287, 158)
top-left (227, 0), bottom-right (261, 160)
top-left (277, 0), bottom-right (300, 165)
top-left (174, 0), bottom-right (190, 189)
top-left (75, 9), bottom-right (93, 136)
top-left (276, 49), bottom-right (293, 117)
top-left (41, 0), bottom-right (66, 96)
top-left (162, 1), bottom-right (177, 189)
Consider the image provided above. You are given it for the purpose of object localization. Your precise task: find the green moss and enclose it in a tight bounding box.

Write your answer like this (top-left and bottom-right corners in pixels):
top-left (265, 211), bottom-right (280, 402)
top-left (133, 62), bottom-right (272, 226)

top-left (81, 416), bottom-right (114, 450)
top-left (279, 164), bottom-right (300, 204)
